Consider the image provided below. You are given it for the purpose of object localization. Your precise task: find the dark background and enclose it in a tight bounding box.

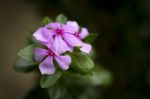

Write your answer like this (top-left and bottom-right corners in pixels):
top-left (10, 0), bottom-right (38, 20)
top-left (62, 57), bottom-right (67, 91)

top-left (0, 0), bottom-right (150, 99)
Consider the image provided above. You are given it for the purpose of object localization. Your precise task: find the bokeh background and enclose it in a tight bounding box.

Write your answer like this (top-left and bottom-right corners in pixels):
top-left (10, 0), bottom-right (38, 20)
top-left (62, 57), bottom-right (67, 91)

top-left (0, 0), bottom-right (150, 99)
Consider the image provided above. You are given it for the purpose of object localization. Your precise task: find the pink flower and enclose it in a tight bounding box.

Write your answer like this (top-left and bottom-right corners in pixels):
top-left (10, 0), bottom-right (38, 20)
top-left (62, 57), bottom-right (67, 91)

top-left (34, 47), bottom-right (71, 75)
top-left (33, 22), bottom-right (92, 54)
top-left (66, 21), bottom-right (92, 53)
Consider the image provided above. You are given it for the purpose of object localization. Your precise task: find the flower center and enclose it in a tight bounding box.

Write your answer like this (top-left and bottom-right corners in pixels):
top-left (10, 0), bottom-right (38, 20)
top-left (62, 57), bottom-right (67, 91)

top-left (74, 33), bottom-right (80, 38)
top-left (56, 28), bottom-right (63, 35)
top-left (48, 50), bottom-right (55, 56)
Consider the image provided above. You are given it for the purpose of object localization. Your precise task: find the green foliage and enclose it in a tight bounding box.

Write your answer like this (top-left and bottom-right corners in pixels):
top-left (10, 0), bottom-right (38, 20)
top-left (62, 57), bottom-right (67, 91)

top-left (64, 65), bottom-right (112, 87)
top-left (14, 45), bottom-right (37, 72)
top-left (42, 16), bottom-right (52, 25)
top-left (14, 58), bottom-right (37, 72)
top-left (55, 14), bottom-right (67, 23)
top-left (83, 33), bottom-right (98, 44)
top-left (74, 65), bottom-right (113, 86)
top-left (40, 70), bottom-right (62, 88)
top-left (70, 52), bottom-right (94, 75)
top-left (18, 45), bottom-right (35, 61)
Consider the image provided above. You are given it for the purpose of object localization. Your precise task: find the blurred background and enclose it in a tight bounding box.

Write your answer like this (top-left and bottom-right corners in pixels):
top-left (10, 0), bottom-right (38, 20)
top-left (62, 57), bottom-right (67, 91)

top-left (0, 0), bottom-right (150, 99)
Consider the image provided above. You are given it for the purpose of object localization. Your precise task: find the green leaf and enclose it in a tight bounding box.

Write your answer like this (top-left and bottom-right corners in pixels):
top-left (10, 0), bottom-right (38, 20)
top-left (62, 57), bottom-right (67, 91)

top-left (40, 70), bottom-right (62, 88)
top-left (48, 83), bottom-right (66, 99)
top-left (64, 65), bottom-right (112, 86)
top-left (18, 45), bottom-right (35, 61)
top-left (42, 16), bottom-right (52, 25)
top-left (55, 14), bottom-right (67, 23)
top-left (14, 45), bottom-right (37, 72)
top-left (90, 66), bottom-right (112, 86)
top-left (83, 33), bottom-right (98, 44)
top-left (13, 58), bottom-right (37, 72)
top-left (74, 66), bottom-right (113, 86)
top-left (70, 52), bottom-right (94, 75)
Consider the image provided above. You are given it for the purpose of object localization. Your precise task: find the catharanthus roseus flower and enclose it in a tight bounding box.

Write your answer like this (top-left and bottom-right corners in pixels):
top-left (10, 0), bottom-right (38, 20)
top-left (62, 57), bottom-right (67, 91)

top-left (33, 21), bottom-right (92, 54)
top-left (66, 21), bottom-right (89, 39)
top-left (34, 47), bottom-right (71, 74)
top-left (66, 21), bottom-right (92, 53)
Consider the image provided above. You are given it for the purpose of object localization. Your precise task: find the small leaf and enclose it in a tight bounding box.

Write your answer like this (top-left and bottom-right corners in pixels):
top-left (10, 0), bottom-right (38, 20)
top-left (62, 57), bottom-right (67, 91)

top-left (42, 16), bottom-right (52, 25)
top-left (14, 45), bottom-right (37, 72)
top-left (70, 52), bottom-right (94, 75)
top-left (55, 14), bottom-right (67, 23)
top-left (74, 65), bottom-right (113, 86)
top-left (83, 33), bottom-right (98, 44)
top-left (13, 58), bottom-right (37, 72)
top-left (18, 44), bottom-right (35, 61)
top-left (40, 70), bottom-right (62, 88)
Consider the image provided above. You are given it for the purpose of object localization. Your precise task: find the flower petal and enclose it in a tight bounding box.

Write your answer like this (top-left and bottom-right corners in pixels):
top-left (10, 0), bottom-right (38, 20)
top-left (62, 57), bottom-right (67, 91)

top-left (39, 56), bottom-right (55, 75)
top-left (63, 21), bottom-right (79, 33)
top-left (45, 22), bottom-right (61, 29)
top-left (46, 35), bottom-right (54, 49)
top-left (80, 43), bottom-right (92, 54)
top-left (33, 28), bottom-right (53, 45)
top-left (54, 55), bottom-right (71, 70)
top-left (80, 28), bottom-right (89, 39)
top-left (63, 33), bottom-right (82, 47)
top-left (51, 35), bottom-right (72, 54)
top-left (66, 21), bottom-right (79, 31)
top-left (34, 48), bottom-right (48, 62)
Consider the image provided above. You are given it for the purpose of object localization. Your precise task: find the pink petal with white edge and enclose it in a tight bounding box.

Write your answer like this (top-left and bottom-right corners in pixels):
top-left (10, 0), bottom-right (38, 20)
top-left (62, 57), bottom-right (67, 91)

top-left (63, 33), bottom-right (82, 47)
top-left (34, 48), bottom-right (48, 62)
top-left (80, 28), bottom-right (89, 39)
top-left (54, 55), bottom-right (71, 70)
top-left (51, 35), bottom-right (72, 54)
top-left (45, 22), bottom-right (61, 29)
top-left (63, 21), bottom-right (79, 33)
top-left (39, 56), bottom-right (55, 75)
top-left (80, 43), bottom-right (92, 54)
top-left (33, 28), bottom-right (53, 44)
